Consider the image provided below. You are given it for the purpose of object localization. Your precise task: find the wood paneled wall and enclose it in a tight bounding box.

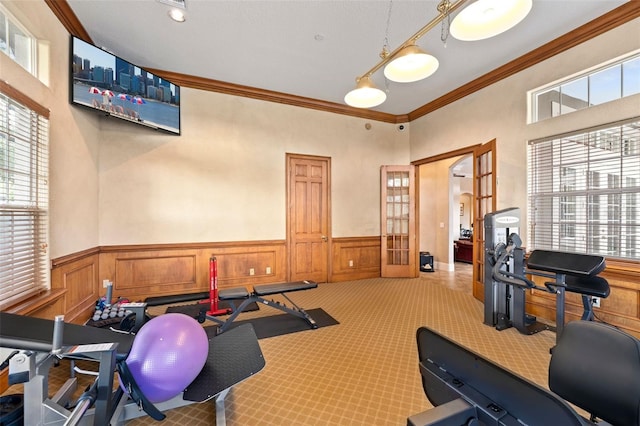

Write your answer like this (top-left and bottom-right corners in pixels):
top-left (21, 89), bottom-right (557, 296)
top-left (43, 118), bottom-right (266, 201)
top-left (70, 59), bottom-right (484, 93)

top-left (38, 237), bottom-right (380, 323)
top-left (99, 241), bottom-right (288, 302)
top-left (330, 237), bottom-right (381, 282)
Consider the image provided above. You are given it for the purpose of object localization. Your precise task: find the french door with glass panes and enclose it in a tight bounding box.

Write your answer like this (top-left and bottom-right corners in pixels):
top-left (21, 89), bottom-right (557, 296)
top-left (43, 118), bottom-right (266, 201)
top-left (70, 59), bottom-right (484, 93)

top-left (381, 165), bottom-right (417, 277)
top-left (472, 140), bottom-right (497, 301)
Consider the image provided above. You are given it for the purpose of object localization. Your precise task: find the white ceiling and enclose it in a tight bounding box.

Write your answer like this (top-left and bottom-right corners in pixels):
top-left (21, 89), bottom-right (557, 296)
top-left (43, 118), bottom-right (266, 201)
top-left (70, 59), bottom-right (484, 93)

top-left (66, 0), bottom-right (628, 116)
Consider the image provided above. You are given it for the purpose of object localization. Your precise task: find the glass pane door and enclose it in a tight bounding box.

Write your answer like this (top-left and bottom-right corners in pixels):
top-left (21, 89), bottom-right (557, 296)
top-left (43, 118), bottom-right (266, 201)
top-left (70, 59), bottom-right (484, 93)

top-left (381, 165), bottom-right (416, 277)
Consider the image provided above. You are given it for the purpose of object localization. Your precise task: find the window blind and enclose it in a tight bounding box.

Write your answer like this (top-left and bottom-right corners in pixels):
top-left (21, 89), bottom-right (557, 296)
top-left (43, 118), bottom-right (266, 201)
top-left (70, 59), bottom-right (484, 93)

top-left (528, 118), bottom-right (640, 260)
top-left (0, 91), bottom-right (49, 309)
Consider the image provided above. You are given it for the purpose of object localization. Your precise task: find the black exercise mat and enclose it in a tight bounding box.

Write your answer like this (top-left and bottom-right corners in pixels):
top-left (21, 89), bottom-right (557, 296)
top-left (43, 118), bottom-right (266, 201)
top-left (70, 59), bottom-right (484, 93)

top-left (165, 299), bottom-right (259, 319)
top-left (206, 308), bottom-right (339, 340)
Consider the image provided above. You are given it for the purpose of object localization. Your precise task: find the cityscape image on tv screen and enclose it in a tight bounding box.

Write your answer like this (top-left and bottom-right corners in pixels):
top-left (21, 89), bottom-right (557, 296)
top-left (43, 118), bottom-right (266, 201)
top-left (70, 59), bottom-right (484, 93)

top-left (71, 36), bottom-right (181, 135)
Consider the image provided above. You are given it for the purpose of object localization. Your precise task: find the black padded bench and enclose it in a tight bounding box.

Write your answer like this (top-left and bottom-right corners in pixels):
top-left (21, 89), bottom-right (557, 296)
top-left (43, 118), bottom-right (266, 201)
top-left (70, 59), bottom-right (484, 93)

top-left (564, 275), bottom-right (610, 321)
top-left (219, 280), bottom-right (318, 300)
top-left (526, 250), bottom-right (610, 329)
top-left (526, 249), bottom-right (606, 277)
top-left (211, 280), bottom-right (319, 333)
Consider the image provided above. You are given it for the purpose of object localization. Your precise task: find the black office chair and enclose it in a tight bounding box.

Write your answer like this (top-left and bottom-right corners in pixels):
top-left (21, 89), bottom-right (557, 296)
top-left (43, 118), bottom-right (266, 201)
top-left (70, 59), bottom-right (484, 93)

top-left (549, 321), bottom-right (640, 426)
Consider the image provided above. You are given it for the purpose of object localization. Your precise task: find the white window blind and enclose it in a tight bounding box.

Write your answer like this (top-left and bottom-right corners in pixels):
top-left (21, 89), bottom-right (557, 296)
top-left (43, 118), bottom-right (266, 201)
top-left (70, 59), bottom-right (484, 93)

top-left (528, 119), bottom-right (640, 260)
top-left (0, 91), bottom-right (49, 309)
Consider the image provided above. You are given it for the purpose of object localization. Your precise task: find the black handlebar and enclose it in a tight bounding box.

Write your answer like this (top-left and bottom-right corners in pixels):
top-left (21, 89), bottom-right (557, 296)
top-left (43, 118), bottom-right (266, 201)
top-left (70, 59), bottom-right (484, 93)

top-left (492, 249), bottom-right (535, 288)
top-left (491, 234), bottom-right (538, 289)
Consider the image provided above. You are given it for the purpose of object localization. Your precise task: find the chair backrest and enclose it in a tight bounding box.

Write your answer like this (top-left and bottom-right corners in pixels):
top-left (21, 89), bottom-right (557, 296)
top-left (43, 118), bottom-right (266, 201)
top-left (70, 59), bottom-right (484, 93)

top-left (549, 321), bottom-right (640, 426)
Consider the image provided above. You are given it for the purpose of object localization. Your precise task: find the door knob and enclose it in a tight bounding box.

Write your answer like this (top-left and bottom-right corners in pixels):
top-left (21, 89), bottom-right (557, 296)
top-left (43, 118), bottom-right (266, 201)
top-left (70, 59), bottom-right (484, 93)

top-left (321, 235), bottom-right (328, 241)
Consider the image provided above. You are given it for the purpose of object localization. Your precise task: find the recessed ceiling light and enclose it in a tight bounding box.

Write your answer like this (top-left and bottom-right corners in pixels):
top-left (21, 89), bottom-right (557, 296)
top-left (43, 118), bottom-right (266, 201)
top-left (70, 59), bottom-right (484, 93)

top-left (168, 9), bottom-right (186, 22)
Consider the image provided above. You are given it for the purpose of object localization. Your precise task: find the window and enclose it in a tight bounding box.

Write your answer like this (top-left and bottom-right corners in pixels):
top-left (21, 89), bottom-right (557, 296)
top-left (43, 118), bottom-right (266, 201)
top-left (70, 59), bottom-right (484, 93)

top-left (528, 119), bottom-right (640, 260)
top-left (0, 89), bottom-right (49, 309)
top-left (531, 52), bottom-right (640, 123)
top-left (0, 4), bottom-right (36, 75)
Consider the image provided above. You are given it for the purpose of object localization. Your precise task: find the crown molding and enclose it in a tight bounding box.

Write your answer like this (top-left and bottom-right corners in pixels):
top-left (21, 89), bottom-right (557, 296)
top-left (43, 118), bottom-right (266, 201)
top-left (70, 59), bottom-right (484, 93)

top-left (49, 1), bottom-right (639, 124)
top-left (145, 68), bottom-right (405, 123)
top-left (44, 0), bottom-right (92, 42)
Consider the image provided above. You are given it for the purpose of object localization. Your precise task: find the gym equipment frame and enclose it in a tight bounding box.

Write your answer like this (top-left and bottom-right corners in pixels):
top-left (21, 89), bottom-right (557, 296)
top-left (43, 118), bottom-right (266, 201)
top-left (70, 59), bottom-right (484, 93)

top-left (0, 312), bottom-right (264, 426)
top-left (484, 208), bottom-right (610, 342)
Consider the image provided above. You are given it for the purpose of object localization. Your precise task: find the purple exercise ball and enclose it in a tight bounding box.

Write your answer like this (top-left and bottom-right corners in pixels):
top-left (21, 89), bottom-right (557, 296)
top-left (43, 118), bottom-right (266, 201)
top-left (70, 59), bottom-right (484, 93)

top-left (125, 313), bottom-right (209, 403)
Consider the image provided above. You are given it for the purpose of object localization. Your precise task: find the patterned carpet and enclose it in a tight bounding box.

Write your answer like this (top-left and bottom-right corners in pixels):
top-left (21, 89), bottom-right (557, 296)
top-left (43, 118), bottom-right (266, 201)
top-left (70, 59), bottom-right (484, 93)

top-left (4, 264), bottom-right (562, 425)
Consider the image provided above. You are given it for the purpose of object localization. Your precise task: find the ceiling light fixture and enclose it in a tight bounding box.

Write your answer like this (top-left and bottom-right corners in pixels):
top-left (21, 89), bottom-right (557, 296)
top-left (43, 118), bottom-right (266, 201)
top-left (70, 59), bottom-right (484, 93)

top-left (384, 44), bottom-right (439, 83)
top-left (344, 76), bottom-right (387, 109)
top-left (168, 9), bottom-right (186, 22)
top-left (344, 0), bottom-right (532, 109)
top-left (450, 0), bottom-right (533, 41)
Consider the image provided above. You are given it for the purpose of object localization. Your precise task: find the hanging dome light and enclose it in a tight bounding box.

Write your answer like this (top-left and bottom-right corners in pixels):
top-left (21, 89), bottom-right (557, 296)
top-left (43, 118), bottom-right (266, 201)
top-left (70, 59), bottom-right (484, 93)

top-left (344, 76), bottom-right (387, 108)
top-left (384, 44), bottom-right (439, 83)
top-left (450, 0), bottom-right (532, 41)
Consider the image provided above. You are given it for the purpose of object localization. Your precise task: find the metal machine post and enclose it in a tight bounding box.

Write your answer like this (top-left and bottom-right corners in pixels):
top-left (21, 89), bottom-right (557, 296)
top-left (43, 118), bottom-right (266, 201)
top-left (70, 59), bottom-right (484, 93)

top-left (483, 208), bottom-right (520, 327)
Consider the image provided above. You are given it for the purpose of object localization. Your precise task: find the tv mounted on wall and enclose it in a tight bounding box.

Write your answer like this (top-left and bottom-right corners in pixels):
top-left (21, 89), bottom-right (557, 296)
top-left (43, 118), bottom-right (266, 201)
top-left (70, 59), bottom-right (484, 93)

top-left (70, 36), bottom-right (181, 135)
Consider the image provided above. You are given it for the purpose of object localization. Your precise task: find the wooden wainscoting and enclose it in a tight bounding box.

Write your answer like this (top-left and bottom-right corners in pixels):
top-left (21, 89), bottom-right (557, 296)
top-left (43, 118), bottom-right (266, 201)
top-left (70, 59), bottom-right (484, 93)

top-left (49, 248), bottom-right (101, 323)
top-left (98, 241), bottom-right (287, 302)
top-left (526, 259), bottom-right (640, 338)
top-left (42, 238), bottom-right (383, 323)
top-left (330, 236), bottom-right (380, 282)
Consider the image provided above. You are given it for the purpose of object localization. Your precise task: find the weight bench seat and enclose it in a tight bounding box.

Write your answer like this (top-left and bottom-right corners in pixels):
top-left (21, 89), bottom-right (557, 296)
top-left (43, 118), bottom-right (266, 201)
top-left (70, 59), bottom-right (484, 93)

top-left (218, 281), bottom-right (318, 300)
top-left (121, 323), bottom-right (265, 425)
top-left (563, 275), bottom-right (610, 321)
top-left (219, 287), bottom-right (251, 300)
top-left (564, 275), bottom-right (610, 298)
top-left (253, 280), bottom-right (317, 296)
top-left (209, 280), bottom-right (319, 333)
top-left (527, 250), bottom-right (605, 277)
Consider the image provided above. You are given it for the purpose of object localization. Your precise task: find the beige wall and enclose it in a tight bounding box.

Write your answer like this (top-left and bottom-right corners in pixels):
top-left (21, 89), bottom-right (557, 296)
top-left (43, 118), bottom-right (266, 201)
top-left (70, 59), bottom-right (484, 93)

top-left (410, 18), bottom-right (640, 248)
top-left (0, 1), bottom-right (101, 260)
top-left (98, 89), bottom-right (409, 245)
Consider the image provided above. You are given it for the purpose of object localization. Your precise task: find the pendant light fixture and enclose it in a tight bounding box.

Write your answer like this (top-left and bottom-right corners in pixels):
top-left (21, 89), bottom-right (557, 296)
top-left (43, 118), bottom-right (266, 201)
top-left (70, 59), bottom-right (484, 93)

top-left (344, 76), bottom-right (387, 108)
top-left (450, 0), bottom-right (533, 41)
top-left (383, 44), bottom-right (439, 83)
top-left (344, 0), bottom-right (533, 109)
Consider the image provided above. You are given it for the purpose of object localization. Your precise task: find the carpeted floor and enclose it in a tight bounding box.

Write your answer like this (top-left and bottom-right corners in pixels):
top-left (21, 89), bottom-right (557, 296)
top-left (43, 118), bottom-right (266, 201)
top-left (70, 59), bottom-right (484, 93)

top-left (4, 264), bottom-right (564, 425)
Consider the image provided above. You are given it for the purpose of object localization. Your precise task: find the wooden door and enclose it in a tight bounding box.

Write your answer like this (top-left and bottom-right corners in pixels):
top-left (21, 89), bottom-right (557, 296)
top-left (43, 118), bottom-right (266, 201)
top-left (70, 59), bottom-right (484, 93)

top-left (381, 165), bottom-right (417, 277)
top-left (472, 140), bottom-right (497, 301)
top-left (287, 154), bottom-right (330, 283)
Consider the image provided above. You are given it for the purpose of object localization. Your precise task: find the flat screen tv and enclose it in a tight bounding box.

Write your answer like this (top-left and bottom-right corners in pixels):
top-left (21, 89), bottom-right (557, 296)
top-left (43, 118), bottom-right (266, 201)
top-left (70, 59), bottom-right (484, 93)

top-left (70, 36), bottom-right (181, 135)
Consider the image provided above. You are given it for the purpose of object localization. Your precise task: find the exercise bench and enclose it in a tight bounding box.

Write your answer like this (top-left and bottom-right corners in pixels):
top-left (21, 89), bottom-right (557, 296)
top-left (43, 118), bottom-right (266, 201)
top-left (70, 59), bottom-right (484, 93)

top-left (208, 280), bottom-right (319, 333)
top-left (0, 311), bottom-right (265, 426)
